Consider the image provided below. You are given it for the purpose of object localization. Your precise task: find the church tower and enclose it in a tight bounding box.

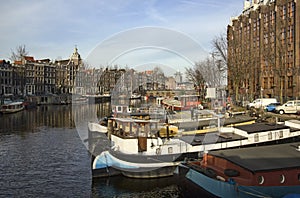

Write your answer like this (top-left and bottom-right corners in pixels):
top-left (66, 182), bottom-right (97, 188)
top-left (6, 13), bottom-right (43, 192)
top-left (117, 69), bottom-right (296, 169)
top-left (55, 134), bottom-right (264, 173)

top-left (70, 46), bottom-right (81, 66)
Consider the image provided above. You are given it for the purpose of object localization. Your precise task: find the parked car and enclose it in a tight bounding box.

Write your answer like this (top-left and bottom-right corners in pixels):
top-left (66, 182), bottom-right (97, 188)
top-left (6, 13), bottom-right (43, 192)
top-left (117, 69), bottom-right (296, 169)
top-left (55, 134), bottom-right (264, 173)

top-left (265, 102), bottom-right (281, 112)
top-left (247, 98), bottom-right (277, 109)
top-left (275, 100), bottom-right (300, 114)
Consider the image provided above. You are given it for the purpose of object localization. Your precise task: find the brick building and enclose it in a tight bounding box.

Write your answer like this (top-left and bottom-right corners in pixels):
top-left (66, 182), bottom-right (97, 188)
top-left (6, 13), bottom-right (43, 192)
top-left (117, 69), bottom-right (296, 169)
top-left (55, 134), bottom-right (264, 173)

top-left (227, 0), bottom-right (300, 103)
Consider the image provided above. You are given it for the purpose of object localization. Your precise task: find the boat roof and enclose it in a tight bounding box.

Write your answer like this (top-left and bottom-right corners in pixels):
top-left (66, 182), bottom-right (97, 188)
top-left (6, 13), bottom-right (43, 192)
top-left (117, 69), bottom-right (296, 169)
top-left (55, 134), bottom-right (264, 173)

top-left (1, 101), bottom-right (23, 106)
top-left (113, 117), bottom-right (160, 123)
top-left (209, 142), bottom-right (300, 172)
top-left (234, 122), bottom-right (289, 134)
top-left (181, 132), bottom-right (247, 146)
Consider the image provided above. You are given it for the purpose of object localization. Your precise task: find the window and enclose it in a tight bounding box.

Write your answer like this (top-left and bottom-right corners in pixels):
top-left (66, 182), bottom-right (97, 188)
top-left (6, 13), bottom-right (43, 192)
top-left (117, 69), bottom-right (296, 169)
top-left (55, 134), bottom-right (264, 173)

top-left (254, 134), bottom-right (259, 142)
top-left (168, 147), bottom-right (173, 154)
top-left (288, 76), bottom-right (293, 88)
top-left (258, 176), bottom-right (265, 184)
top-left (280, 175), bottom-right (285, 184)
top-left (283, 5), bottom-right (287, 19)
top-left (268, 132), bottom-right (272, 140)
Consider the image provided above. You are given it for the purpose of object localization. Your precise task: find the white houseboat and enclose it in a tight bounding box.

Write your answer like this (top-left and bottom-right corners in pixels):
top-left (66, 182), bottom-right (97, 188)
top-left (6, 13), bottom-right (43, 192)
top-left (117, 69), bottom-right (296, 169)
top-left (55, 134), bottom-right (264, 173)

top-left (0, 102), bottom-right (25, 114)
top-left (89, 117), bottom-right (300, 179)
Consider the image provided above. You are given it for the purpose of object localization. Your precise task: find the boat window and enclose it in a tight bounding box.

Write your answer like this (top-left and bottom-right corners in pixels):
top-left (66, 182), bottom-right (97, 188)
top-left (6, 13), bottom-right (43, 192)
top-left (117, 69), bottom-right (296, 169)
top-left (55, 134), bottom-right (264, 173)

top-left (258, 176), bottom-right (264, 184)
top-left (279, 130), bottom-right (283, 138)
top-left (268, 132), bottom-right (272, 140)
top-left (156, 148), bottom-right (161, 155)
top-left (280, 175), bottom-right (285, 183)
top-left (168, 147), bottom-right (173, 154)
top-left (254, 134), bottom-right (259, 142)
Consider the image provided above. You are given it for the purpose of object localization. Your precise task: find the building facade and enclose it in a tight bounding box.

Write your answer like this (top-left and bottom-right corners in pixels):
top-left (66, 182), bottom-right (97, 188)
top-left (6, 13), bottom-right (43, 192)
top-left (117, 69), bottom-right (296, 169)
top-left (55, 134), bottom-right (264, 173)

top-left (0, 60), bottom-right (13, 95)
top-left (1, 49), bottom-right (178, 99)
top-left (227, 0), bottom-right (300, 103)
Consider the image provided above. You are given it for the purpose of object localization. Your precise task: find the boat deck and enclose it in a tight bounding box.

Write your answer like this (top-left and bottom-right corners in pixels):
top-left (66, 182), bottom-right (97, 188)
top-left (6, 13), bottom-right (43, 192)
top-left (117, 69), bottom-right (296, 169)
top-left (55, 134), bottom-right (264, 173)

top-left (234, 122), bottom-right (290, 134)
top-left (209, 142), bottom-right (300, 172)
top-left (180, 132), bottom-right (247, 146)
top-left (108, 150), bottom-right (182, 164)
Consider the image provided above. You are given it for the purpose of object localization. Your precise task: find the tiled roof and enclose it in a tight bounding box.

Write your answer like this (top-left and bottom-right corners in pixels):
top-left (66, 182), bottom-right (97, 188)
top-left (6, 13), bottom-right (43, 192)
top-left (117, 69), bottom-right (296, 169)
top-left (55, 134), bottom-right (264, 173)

top-left (24, 56), bottom-right (35, 61)
top-left (14, 60), bottom-right (22, 65)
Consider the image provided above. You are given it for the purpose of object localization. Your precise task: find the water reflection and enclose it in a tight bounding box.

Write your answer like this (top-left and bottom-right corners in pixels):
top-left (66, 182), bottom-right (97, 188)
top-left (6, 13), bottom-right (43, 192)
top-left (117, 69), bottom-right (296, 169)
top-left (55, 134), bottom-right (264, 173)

top-left (0, 107), bottom-right (92, 197)
top-left (92, 175), bottom-right (179, 198)
top-left (0, 102), bottom-right (112, 134)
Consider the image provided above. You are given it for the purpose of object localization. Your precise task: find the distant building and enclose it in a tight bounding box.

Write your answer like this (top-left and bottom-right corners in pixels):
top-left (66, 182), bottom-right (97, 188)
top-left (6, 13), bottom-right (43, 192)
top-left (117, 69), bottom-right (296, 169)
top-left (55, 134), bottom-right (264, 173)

top-left (0, 60), bottom-right (13, 95)
top-left (176, 81), bottom-right (194, 91)
top-left (174, 71), bottom-right (182, 84)
top-left (98, 67), bottom-right (126, 95)
top-left (55, 47), bottom-right (82, 94)
top-left (165, 76), bottom-right (176, 90)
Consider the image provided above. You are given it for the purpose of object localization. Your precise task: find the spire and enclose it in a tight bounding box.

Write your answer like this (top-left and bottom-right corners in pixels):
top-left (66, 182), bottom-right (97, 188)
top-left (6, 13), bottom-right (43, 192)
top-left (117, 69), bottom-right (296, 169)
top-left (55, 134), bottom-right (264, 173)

top-left (74, 45), bottom-right (78, 53)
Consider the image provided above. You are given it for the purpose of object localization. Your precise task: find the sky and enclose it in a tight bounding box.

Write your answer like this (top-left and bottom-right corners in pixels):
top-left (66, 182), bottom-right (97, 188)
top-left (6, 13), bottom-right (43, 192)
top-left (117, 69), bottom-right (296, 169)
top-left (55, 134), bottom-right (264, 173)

top-left (0, 0), bottom-right (243, 71)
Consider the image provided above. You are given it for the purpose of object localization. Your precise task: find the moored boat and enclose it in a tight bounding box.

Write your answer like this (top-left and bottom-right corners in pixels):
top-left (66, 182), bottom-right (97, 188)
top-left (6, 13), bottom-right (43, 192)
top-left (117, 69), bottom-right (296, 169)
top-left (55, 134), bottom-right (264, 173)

top-left (177, 142), bottom-right (300, 198)
top-left (88, 117), bottom-right (108, 133)
top-left (162, 95), bottom-right (201, 111)
top-left (72, 97), bottom-right (88, 104)
top-left (89, 116), bottom-right (300, 179)
top-left (0, 102), bottom-right (25, 114)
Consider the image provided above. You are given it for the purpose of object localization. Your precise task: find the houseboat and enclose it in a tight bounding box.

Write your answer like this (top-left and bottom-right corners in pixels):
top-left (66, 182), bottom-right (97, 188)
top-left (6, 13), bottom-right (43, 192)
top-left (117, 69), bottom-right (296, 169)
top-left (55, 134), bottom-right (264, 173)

top-left (89, 117), bottom-right (300, 179)
top-left (162, 95), bottom-right (201, 111)
top-left (88, 117), bottom-right (109, 133)
top-left (72, 97), bottom-right (88, 104)
top-left (177, 142), bottom-right (300, 198)
top-left (0, 102), bottom-right (25, 114)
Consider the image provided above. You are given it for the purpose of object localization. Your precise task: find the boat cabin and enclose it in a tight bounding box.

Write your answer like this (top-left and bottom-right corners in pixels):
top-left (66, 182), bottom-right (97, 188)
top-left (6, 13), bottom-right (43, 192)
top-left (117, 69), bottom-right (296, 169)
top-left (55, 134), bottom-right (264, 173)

top-left (107, 117), bottom-right (179, 154)
top-left (199, 142), bottom-right (300, 186)
top-left (0, 102), bottom-right (24, 113)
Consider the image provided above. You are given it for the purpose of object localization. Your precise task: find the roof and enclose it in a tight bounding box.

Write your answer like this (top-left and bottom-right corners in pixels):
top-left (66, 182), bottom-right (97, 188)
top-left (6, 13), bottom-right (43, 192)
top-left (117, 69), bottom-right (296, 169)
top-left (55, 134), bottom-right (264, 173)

top-left (24, 56), bottom-right (35, 62)
top-left (181, 132), bottom-right (246, 146)
top-left (113, 117), bottom-right (159, 124)
top-left (210, 142), bottom-right (300, 172)
top-left (14, 60), bottom-right (22, 65)
top-left (234, 122), bottom-right (289, 134)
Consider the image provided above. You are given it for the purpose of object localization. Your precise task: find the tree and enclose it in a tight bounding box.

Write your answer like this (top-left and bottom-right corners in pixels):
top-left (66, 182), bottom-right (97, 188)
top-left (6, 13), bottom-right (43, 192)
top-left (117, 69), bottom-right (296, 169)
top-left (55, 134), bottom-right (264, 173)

top-left (211, 32), bottom-right (228, 85)
top-left (186, 64), bottom-right (205, 99)
top-left (186, 56), bottom-right (223, 99)
top-left (10, 45), bottom-right (29, 61)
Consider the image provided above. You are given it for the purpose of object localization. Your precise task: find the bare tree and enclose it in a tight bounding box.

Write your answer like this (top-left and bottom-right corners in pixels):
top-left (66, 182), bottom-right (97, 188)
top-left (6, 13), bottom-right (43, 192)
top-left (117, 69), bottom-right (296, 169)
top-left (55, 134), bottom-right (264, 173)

top-left (212, 32), bottom-right (227, 67)
top-left (186, 56), bottom-right (224, 99)
top-left (185, 65), bottom-right (206, 99)
top-left (10, 45), bottom-right (29, 61)
top-left (211, 32), bottom-right (228, 84)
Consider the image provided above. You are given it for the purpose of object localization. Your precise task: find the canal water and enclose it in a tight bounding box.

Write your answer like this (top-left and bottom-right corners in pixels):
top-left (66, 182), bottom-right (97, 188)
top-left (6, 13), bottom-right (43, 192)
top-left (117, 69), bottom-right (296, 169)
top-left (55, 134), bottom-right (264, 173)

top-left (0, 103), bottom-right (186, 197)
